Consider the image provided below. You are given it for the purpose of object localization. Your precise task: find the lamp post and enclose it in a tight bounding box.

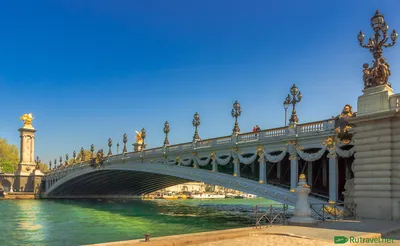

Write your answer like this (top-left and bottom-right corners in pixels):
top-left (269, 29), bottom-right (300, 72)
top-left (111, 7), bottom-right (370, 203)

top-left (192, 112), bottom-right (200, 141)
top-left (283, 95), bottom-right (290, 127)
top-left (123, 133), bottom-right (128, 153)
top-left (141, 128), bottom-right (146, 150)
top-left (54, 158), bottom-right (57, 168)
top-left (65, 153), bottom-right (69, 166)
top-left (81, 147), bottom-right (85, 162)
top-left (49, 160), bottom-right (52, 170)
top-left (35, 156), bottom-right (40, 170)
top-left (163, 121), bottom-right (170, 146)
top-left (73, 151), bottom-right (76, 164)
top-left (108, 138), bottom-right (113, 156)
top-left (358, 10), bottom-right (398, 88)
top-left (231, 100), bottom-right (242, 134)
top-left (90, 144), bottom-right (95, 158)
top-left (116, 142), bottom-right (120, 154)
top-left (287, 84), bottom-right (302, 125)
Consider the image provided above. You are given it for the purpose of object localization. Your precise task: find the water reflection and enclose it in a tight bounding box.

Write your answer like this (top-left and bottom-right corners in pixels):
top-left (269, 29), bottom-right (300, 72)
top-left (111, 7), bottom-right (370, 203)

top-left (0, 199), bottom-right (266, 246)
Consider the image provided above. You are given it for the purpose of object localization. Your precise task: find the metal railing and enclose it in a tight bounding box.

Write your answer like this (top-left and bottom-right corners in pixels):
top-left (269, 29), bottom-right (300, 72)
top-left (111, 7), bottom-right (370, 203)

top-left (309, 202), bottom-right (357, 221)
top-left (252, 204), bottom-right (292, 228)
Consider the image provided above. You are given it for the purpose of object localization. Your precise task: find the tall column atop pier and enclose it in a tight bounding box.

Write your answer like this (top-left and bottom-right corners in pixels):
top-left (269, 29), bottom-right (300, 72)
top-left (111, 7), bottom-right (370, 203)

top-left (17, 113), bottom-right (37, 175)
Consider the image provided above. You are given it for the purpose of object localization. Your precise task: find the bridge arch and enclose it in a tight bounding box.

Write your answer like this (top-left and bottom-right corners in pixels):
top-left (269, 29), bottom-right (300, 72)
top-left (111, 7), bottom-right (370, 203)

top-left (43, 161), bottom-right (323, 206)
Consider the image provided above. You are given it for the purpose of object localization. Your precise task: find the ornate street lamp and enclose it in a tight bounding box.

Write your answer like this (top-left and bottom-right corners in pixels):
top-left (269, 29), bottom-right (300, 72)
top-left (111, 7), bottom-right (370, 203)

top-left (35, 156), bottom-right (40, 170)
top-left (123, 133), bottom-right (128, 153)
top-left (108, 138), bottom-right (113, 156)
top-left (81, 147), bottom-right (85, 162)
top-left (163, 121), bottom-right (170, 146)
top-left (116, 142), bottom-right (120, 154)
top-left (287, 84), bottom-right (302, 125)
top-left (231, 100), bottom-right (242, 134)
top-left (141, 128), bottom-right (146, 149)
top-left (54, 158), bottom-right (57, 168)
top-left (49, 160), bottom-right (52, 170)
top-left (192, 112), bottom-right (200, 141)
top-left (73, 150), bottom-right (76, 164)
top-left (283, 95), bottom-right (291, 127)
top-left (90, 144), bottom-right (95, 158)
top-left (358, 10), bottom-right (398, 88)
top-left (65, 153), bottom-right (69, 166)
top-left (59, 156), bottom-right (62, 167)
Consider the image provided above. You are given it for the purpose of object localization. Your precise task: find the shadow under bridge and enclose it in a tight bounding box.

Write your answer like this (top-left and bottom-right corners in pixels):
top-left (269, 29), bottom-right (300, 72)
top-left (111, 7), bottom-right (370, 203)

top-left (43, 163), bottom-right (322, 206)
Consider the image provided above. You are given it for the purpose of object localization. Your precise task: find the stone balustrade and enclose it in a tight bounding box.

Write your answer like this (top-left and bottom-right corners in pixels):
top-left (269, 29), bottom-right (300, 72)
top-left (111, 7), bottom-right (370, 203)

top-left (48, 119), bottom-right (335, 175)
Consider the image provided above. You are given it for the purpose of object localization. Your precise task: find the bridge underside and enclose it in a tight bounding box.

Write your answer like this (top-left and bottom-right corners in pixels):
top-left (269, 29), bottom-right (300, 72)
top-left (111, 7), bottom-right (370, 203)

top-left (47, 170), bottom-right (192, 197)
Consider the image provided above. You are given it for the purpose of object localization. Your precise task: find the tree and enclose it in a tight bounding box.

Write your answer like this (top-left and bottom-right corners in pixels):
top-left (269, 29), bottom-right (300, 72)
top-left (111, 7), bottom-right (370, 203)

top-left (0, 138), bottom-right (19, 173)
top-left (67, 150), bottom-right (93, 165)
top-left (37, 163), bottom-right (49, 173)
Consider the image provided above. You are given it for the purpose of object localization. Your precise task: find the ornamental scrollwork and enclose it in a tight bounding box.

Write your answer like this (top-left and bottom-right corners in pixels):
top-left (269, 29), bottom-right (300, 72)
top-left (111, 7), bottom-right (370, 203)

top-left (323, 136), bottom-right (336, 158)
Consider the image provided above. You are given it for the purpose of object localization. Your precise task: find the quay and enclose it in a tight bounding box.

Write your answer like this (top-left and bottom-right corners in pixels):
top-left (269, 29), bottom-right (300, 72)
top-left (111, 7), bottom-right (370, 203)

top-left (86, 219), bottom-right (400, 246)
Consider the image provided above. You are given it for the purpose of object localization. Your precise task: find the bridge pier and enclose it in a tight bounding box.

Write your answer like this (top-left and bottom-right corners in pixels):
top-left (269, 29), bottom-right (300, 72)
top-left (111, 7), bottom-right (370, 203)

top-left (349, 84), bottom-right (400, 220)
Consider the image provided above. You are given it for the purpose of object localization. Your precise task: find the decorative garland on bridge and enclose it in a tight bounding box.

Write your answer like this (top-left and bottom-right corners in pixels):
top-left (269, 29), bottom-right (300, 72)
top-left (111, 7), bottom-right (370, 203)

top-left (162, 137), bottom-right (355, 166)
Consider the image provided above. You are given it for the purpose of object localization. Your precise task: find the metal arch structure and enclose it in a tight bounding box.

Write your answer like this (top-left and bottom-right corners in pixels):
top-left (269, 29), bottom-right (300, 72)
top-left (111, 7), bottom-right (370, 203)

top-left (43, 161), bottom-right (322, 205)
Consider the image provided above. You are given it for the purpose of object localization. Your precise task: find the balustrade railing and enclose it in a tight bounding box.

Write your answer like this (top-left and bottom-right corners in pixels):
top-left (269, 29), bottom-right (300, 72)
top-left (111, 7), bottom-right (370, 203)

top-left (309, 202), bottom-right (357, 221)
top-left (390, 93), bottom-right (400, 111)
top-left (47, 119), bottom-right (335, 175)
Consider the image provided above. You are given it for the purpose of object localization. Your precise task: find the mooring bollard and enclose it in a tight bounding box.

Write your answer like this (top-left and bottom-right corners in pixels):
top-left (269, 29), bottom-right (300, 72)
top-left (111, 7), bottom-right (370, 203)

top-left (144, 234), bottom-right (150, 242)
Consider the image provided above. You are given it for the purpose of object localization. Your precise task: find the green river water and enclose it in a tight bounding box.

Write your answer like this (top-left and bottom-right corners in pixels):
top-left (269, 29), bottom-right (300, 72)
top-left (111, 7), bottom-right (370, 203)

top-left (0, 198), bottom-right (275, 246)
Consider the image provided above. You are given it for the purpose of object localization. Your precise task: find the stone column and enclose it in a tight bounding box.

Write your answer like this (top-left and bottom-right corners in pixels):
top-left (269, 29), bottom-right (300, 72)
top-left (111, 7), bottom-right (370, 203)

top-left (290, 158), bottom-right (298, 190)
top-left (349, 84), bottom-right (400, 220)
top-left (259, 159), bottom-right (266, 184)
top-left (15, 124), bottom-right (37, 192)
top-left (328, 155), bottom-right (338, 202)
top-left (233, 158), bottom-right (240, 177)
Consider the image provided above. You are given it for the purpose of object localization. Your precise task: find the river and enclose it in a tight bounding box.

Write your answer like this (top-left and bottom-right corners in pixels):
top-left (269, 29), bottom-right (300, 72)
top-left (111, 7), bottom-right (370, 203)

top-left (0, 198), bottom-right (277, 246)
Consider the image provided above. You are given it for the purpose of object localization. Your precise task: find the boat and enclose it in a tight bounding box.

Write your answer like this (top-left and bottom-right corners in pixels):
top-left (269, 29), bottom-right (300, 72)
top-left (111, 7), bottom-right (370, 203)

top-left (191, 193), bottom-right (226, 199)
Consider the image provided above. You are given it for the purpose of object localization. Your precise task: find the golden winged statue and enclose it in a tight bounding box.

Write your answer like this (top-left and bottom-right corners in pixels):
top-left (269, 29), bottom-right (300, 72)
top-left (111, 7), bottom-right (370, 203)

top-left (135, 131), bottom-right (143, 144)
top-left (20, 113), bottom-right (34, 128)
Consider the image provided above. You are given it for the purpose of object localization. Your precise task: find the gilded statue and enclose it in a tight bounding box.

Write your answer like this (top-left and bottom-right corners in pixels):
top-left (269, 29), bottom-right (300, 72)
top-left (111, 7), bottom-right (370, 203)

top-left (135, 131), bottom-right (143, 144)
top-left (334, 104), bottom-right (355, 144)
top-left (358, 10), bottom-right (397, 89)
top-left (363, 58), bottom-right (391, 88)
top-left (20, 113), bottom-right (34, 128)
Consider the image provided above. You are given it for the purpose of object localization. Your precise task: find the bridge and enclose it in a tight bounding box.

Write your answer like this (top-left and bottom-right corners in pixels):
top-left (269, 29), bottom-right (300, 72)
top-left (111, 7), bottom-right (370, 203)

top-left (42, 111), bottom-right (356, 207)
top-left (5, 10), bottom-right (400, 220)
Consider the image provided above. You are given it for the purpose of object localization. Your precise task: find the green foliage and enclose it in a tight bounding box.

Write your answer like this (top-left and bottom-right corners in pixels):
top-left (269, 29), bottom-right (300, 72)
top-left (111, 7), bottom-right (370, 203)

top-left (67, 150), bottom-right (93, 165)
top-left (38, 163), bottom-right (49, 173)
top-left (0, 138), bottom-right (19, 173)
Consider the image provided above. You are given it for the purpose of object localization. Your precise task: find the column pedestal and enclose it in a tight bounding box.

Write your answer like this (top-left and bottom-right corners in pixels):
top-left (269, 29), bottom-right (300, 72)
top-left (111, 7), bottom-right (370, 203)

top-left (289, 174), bottom-right (318, 225)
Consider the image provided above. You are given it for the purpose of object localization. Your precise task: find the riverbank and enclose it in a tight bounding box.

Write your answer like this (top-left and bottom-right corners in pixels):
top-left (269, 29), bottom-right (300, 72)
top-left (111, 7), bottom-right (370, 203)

top-left (0, 192), bottom-right (37, 199)
top-left (87, 219), bottom-right (400, 246)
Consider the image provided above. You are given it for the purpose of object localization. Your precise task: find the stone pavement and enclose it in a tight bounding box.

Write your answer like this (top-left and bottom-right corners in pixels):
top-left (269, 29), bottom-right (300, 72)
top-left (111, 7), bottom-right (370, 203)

top-left (88, 219), bottom-right (400, 246)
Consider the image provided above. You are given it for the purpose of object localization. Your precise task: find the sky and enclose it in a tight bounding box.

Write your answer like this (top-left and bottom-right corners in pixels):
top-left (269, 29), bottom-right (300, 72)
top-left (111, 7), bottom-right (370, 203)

top-left (1, 0), bottom-right (400, 163)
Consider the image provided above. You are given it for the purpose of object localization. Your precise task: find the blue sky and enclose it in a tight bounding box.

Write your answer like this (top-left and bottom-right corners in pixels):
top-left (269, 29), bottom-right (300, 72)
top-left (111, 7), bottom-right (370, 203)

top-left (1, 1), bottom-right (400, 163)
